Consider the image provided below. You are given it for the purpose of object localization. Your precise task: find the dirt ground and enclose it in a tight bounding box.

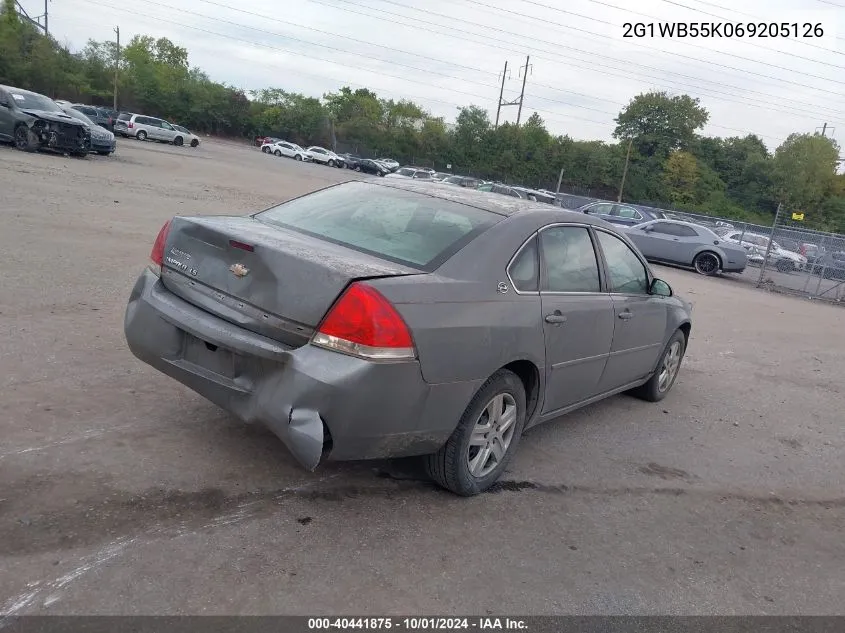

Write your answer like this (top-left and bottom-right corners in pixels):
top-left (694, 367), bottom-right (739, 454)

top-left (1, 139), bottom-right (844, 615)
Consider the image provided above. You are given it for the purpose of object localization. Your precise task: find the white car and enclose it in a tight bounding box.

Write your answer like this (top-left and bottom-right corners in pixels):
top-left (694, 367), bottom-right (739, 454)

top-left (306, 146), bottom-right (344, 167)
top-left (377, 158), bottom-right (399, 170)
top-left (722, 231), bottom-right (807, 273)
top-left (385, 167), bottom-right (434, 181)
top-left (262, 140), bottom-right (308, 161)
top-left (172, 124), bottom-right (200, 148)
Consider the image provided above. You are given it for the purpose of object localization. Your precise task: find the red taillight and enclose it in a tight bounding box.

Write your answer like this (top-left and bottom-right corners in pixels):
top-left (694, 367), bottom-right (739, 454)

top-left (312, 282), bottom-right (415, 360)
top-left (128, 121), bottom-right (134, 128)
top-left (148, 220), bottom-right (172, 275)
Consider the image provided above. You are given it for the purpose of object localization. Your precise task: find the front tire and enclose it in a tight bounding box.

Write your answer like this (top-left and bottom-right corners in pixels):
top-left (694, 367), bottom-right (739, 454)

top-left (190, 139), bottom-right (199, 147)
top-left (776, 259), bottom-right (794, 273)
top-left (174, 136), bottom-right (184, 146)
top-left (97, 151), bottom-right (111, 156)
top-left (425, 369), bottom-right (526, 496)
top-left (327, 159), bottom-right (335, 167)
top-left (136, 130), bottom-right (147, 141)
top-left (693, 251), bottom-right (720, 276)
top-left (13, 125), bottom-right (38, 152)
top-left (628, 330), bottom-right (686, 403)
top-left (354, 165), bottom-right (362, 172)
top-left (262, 146), bottom-right (270, 153)
top-left (294, 154), bottom-right (302, 161)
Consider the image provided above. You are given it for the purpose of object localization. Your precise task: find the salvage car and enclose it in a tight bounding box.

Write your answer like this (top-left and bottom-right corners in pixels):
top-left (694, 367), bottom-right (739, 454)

top-left (623, 219), bottom-right (747, 275)
top-left (59, 106), bottom-right (116, 156)
top-left (0, 85), bottom-right (91, 155)
top-left (124, 181), bottom-right (692, 496)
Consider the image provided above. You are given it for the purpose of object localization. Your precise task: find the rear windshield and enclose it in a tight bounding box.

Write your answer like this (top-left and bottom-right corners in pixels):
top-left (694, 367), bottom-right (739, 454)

top-left (254, 181), bottom-right (500, 270)
top-left (118, 112), bottom-right (132, 120)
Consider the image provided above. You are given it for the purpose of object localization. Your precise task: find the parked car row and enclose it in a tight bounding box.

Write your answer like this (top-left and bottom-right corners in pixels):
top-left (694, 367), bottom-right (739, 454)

top-left (258, 140), bottom-right (403, 177)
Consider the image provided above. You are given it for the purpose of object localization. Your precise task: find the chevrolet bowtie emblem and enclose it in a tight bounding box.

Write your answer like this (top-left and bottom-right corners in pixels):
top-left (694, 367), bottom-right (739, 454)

top-left (229, 263), bottom-right (249, 278)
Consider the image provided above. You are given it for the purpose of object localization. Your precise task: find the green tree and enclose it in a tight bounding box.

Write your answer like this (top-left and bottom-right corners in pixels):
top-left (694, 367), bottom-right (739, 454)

top-left (614, 91), bottom-right (709, 158)
top-left (772, 133), bottom-right (840, 219)
top-left (663, 151), bottom-right (700, 205)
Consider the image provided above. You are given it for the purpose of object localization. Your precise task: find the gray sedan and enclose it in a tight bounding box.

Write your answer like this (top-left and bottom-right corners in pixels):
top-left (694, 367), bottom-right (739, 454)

top-left (124, 181), bottom-right (692, 496)
top-left (623, 219), bottom-right (747, 276)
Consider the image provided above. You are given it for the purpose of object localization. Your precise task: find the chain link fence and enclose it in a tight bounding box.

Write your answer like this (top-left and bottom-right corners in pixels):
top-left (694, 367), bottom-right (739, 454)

top-left (652, 206), bottom-right (845, 303)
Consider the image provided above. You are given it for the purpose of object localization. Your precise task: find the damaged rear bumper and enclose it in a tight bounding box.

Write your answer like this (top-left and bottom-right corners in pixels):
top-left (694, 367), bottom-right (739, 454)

top-left (124, 270), bottom-right (473, 469)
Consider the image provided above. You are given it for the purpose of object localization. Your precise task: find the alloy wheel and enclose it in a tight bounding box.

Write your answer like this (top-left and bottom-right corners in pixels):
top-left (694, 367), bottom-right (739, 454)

top-left (694, 253), bottom-right (719, 275)
top-left (658, 341), bottom-right (682, 393)
top-left (466, 393), bottom-right (517, 478)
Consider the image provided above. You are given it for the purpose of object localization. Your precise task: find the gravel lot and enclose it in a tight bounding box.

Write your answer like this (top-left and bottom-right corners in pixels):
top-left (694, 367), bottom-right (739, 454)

top-left (2, 139), bottom-right (844, 615)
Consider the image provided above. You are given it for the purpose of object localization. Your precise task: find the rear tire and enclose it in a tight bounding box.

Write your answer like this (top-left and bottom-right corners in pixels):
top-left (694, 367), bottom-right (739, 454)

top-left (425, 369), bottom-right (526, 496)
top-left (628, 330), bottom-right (686, 403)
top-left (693, 251), bottom-right (720, 276)
top-left (355, 165), bottom-right (362, 172)
top-left (274, 150), bottom-right (282, 157)
top-left (136, 130), bottom-right (147, 141)
top-left (97, 151), bottom-right (111, 156)
top-left (13, 125), bottom-right (38, 152)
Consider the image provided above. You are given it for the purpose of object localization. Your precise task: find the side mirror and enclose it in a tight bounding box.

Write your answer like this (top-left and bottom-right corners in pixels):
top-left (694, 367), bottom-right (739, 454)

top-left (650, 278), bottom-right (673, 297)
top-left (0, 100), bottom-right (9, 108)
top-left (641, 225), bottom-right (653, 232)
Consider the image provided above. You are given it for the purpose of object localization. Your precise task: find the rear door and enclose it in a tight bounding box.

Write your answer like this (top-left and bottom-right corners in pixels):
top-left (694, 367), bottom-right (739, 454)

top-left (594, 229), bottom-right (668, 391)
top-left (538, 225), bottom-right (615, 414)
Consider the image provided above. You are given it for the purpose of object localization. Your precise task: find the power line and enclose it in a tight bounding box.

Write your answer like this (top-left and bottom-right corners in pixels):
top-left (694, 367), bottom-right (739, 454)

top-left (567, 0), bottom-right (845, 62)
top-left (309, 0), bottom-right (845, 120)
top-left (72, 0), bottom-right (612, 129)
top-left (695, 0), bottom-right (845, 43)
top-left (127, 0), bottom-right (804, 138)
top-left (460, 0), bottom-right (845, 88)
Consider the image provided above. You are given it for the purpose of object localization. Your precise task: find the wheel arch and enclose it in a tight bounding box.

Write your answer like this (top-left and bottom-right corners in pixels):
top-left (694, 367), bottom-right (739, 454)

top-left (693, 248), bottom-right (722, 266)
top-left (499, 359), bottom-right (541, 424)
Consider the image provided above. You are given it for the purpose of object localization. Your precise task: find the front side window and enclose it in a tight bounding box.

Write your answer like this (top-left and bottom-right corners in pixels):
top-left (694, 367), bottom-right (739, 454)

top-left (508, 236), bottom-right (539, 292)
top-left (596, 231), bottom-right (649, 295)
top-left (649, 222), bottom-right (680, 236)
top-left (414, 172), bottom-right (432, 179)
top-left (612, 205), bottom-right (643, 220)
top-left (584, 203), bottom-right (614, 216)
top-left (540, 226), bottom-right (601, 293)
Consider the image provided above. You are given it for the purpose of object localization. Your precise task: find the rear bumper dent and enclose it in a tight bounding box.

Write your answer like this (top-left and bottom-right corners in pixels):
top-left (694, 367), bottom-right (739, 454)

top-left (124, 271), bottom-right (470, 469)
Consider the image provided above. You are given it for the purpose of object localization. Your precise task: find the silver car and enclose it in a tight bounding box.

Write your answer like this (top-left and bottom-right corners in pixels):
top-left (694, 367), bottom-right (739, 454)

top-left (115, 113), bottom-right (185, 145)
top-left (623, 219), bottom-right (747, 275)
top-left (124, 181), bottom-right (692, 496)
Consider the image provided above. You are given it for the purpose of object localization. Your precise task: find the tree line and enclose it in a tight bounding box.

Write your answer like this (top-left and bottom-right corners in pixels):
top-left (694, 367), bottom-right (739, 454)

top-left (1, 0), bottom-right (843, 231)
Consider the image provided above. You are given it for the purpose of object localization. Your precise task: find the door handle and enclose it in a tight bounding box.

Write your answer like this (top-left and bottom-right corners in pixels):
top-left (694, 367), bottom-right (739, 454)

top-left (618, 310), bottom-right (633, 320)
top-left (544, 312), bottom-right (567, 324)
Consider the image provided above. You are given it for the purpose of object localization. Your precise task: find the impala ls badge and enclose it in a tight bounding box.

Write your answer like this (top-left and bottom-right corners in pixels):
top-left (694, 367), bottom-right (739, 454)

top-left (230, 263), bottom-right (250, 278)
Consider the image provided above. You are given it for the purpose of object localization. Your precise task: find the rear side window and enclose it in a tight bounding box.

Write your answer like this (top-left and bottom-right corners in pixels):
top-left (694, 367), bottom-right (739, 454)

top-left (508, 237), bottom-right (539, 292)
top-left (255, 182), bottom-right (500, 270)
top-left (676, 225), bottom-right (698, 237)
top-left (540, 227), bottom-right (601, 293)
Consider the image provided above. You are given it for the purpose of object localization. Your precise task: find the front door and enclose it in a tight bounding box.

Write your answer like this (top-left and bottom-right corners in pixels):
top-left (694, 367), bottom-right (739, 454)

top-left (594, 230), bottom-right (668, 391)
top-left (0, 89), bottom-right (14, 140)
top-left (160, 121), bottom-right (177, 142)
top-left (539, 225), bottom-right (615, 414)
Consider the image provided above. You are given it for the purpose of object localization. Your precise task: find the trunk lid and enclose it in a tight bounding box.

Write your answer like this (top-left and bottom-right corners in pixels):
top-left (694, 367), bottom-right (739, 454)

top-left (160, 216), bottom-right (422, 347)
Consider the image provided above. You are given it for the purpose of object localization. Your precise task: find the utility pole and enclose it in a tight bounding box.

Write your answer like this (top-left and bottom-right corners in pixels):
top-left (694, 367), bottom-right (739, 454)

top-left (113, 26), bottom-right (120, 111)
top-left (43, 0), bottom-right (48, 36)
top-left (618, 138), bottom-right (633, 202)
top-left (555, 167), bottom-right (564, 195)
top-left (494, 61), bottom-right (508, 128)
top-left (516, 55), bottom-right (531, 126)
